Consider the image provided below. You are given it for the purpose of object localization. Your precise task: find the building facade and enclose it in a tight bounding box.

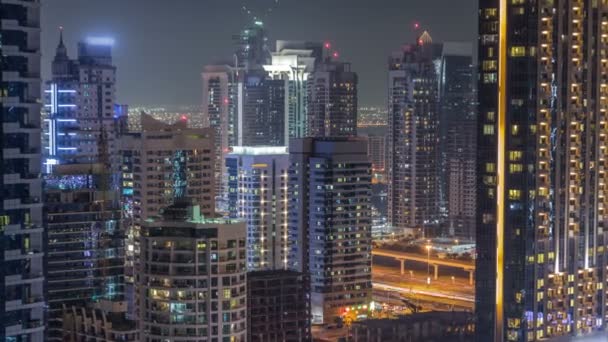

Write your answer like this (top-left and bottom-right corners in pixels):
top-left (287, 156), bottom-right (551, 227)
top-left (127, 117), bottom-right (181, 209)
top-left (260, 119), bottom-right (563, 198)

top-left (264, 40), bottom-right (321, 140)
top-left (45, 163), bottom-right (125, 340)
top-left (61, 300), bottom-right (137, 342)
top-left (476, 0), bottom-right (608, 340)
top-left (288, 138), bottom-right (372, 324)
top-left (44, 33), bottom-right (123, 173)
top-left (239, 71), bottom-right (286, 146)
top-left (201, 64), bottom-right (239, 207)
top-left (120, 113), bottom-right (215, 222)
top-left (387, 32), bottom-right (441, 236)
top-left (0, 1), bottom-right (45, 340)
top-left (247, 270), bottom-right (311, 341)
top-left (307, 60), bottom-right (358, 137)
top-left (226, 146), bottom-right (289, 271)
top-left (439, 43), bottom-right (476, 239)
top-left (138, 202), bottom-right (247, 341)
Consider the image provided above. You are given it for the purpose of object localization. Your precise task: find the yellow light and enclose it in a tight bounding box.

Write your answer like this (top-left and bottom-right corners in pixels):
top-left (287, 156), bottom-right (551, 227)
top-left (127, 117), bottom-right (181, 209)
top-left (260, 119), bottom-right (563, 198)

top-left (495, 0), bottom-right (507, 340)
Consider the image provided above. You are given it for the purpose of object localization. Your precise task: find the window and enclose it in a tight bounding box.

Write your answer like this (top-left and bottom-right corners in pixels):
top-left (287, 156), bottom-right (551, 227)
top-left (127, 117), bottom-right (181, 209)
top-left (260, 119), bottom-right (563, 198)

top-left (485, 163), bottom-right (496, 173)
top-left (486, 111), bottom-right (495, 121)
top-left (509, 150), bottom-right (523, 161)
top-left (508, 189), bottom-right (521, 200)
top-left (511, 125), bottom-right (519, 135)
top-left (509, 164), bottom-right (523, 173)
top-left (510, 46), bottom-right (526, 57)
top-left (483, 124), bottom-right (495, 135)
top-left (482, 60), bottom-right (497, 71)
top-left (483, 73), bottom-right (497, 83)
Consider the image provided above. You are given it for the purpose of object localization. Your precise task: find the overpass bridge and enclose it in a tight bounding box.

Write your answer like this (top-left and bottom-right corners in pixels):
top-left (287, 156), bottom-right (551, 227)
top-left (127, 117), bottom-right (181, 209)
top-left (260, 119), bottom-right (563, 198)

top-left (372, 249), bottom-right (475, 285)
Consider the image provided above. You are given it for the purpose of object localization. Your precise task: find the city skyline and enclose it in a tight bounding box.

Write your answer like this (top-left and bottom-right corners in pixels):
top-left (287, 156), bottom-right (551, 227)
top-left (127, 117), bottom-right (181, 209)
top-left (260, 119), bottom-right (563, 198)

top-left (4, 1), bottom-right (608, 341)
top-left (41, 0), bottom-right (476, 107)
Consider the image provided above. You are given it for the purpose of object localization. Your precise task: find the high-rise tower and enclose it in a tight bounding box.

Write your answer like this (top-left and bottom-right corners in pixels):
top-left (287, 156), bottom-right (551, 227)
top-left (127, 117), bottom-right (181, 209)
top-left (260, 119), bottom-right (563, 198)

top-left (0, 2), bottom-right (45, 340)
top-left (226, 146), bottom-right (289, 271)
top-left (137, 202), bottom-right (247, 341)
top-left (476, 0), bottom-right (608, 340)
top-left (307, 59), bottom-right (358, 137)
top-left (43, 34), bottom-right (121, 172)
top-left (439, 42), bottom-right (476, 240)
top-left (387, 32), bottom-right (442, 236)
top-left (288, 137), bottom-right (372, 324)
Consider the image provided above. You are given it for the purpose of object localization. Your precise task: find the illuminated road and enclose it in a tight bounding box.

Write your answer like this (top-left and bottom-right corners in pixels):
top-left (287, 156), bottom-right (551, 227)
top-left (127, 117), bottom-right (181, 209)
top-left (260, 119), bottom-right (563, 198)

top-left (372, 248), bottom-right (474, 270)
top-left (372, 264), bottom-right (474, 310)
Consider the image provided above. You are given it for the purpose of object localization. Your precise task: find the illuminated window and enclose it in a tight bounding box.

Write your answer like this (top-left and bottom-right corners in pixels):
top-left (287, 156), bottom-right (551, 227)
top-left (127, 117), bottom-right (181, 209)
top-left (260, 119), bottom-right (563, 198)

top-left (511, 125), bottom-right (519, 135)
top-left (529, 125), bottom-right (537, 134)
top-left (483, 124), bottom-right (495, 135)
top-left (511, 0), bottom-right (525, 4)
top-left (509, 164), bottom-right (523, 173)
top-left (485, 163), bottom-right (496, 173)
top-left (223, 289), bottom-right (231, 299)
top-left (509, 150), bottom-right (523, 161)
top-left (510, 46), bottom-right (526, 57)
top-left (482, 60), bottom-right (498, 71)
top-left (487, 111), bottom-right (495, 121)
top-left (537, 279), bottom-right (544, 289)
top-left (537, 253), bottom-right (544, 263)
top-left (484, 8), bottom-right (498, 18)
top-left (483, 73), bottom-right (497, 83)
top-left (509, 189), bottom-right (521, 200)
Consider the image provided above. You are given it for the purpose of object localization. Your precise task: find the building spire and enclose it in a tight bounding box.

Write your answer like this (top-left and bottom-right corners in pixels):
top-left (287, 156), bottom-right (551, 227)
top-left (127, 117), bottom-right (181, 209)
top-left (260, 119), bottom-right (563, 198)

top-left (58, 26), bottom-right (65, 48)
top-left (54, 26), bottom-right (68, 62)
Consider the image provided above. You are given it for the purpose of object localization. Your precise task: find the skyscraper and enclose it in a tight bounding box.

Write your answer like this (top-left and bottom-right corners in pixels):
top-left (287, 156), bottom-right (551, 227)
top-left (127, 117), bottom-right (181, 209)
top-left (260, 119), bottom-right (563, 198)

top-left (476, 0), bottom-right (608, 340)
top-left (289, 137), bottom-right (372, 324)
top-left (137, 202), bottom-right (247, 341)
top-left (226, 146), bottom-right (289, 271)
top-left (239, 71), bottom-right (286, 146)
top-left (44, 34), bottom-right (120, 172)
top-left (120, 113), bottom-right (216, 221)
top-left (247, 270), bottom-right (311, 341)
top-left (307, 59), bottom-right (358, 137)
top-left (234, 21), bottom-right (270, 69)
top-left (0, 2), bottom-right (45, 340)
top-left (264, 41), bottom-right (321, 140)
top-left (439, 42), bottom-right (476, 239)
top-left (119, 113), bottom-right (215, 316)
top-left (387, 32), bottom-right (442, 236)
top-left (201, 64), bottom-right (239, 207)
top-left (45, 163), bottom-right (125, 341)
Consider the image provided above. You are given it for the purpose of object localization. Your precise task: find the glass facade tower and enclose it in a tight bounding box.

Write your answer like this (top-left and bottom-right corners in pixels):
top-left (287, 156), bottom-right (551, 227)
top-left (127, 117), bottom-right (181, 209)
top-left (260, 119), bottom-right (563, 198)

top-left (476, 0), bottom-right (608, 340)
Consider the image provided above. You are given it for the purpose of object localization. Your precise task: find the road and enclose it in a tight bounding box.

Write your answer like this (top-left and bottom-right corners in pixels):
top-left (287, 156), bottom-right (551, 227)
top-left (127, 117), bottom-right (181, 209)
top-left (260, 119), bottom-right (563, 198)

top-left (372, 264), bottom-right (474, 310)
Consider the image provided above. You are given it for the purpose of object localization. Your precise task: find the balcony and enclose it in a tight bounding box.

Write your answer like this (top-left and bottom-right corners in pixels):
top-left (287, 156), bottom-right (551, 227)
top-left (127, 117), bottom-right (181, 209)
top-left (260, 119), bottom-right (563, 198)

top-left (4, 197), bottom-right (42, 210)
top-left (4, 173), bottom-right (40, 185)
top-left (5, 320), bottom-right (44, 336)
top-left (5, 297), bottom-right (45, 311)
top-left (4, 248), bottom-right (43, 261)
top-left (0, 19), bottom-right (40, 32)
top-left (3, 147), bottom-right (39, 159)
top-left (3, 223), bottom-right (44, 235)
top-left (4, 273), bottom-right (44, 286)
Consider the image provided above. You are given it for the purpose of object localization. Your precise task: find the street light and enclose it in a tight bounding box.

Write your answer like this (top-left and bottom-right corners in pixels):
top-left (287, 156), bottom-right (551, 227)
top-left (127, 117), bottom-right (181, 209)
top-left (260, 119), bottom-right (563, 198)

top-left (425, 244), bottom-right (431, 285)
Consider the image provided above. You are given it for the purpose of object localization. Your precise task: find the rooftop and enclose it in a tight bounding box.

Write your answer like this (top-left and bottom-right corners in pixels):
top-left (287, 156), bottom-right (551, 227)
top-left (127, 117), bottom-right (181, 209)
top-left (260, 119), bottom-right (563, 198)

top-left (230, 146), bottom-right (288, 156)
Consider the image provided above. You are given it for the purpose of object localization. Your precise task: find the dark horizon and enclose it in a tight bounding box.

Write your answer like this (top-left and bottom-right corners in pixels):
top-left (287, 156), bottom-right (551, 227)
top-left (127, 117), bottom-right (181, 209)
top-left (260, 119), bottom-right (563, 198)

top-left (41, 0), bottom-right (477, 108)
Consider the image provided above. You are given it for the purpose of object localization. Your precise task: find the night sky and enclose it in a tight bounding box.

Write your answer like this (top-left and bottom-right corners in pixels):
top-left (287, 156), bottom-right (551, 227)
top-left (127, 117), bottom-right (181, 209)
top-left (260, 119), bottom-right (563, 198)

top-left (41, 0), bottom-right (477, 107)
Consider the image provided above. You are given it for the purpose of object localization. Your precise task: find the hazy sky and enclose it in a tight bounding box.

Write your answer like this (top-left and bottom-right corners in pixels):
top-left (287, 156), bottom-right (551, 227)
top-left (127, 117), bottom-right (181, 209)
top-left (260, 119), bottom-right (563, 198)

top-left (41, 0), bottom-right (477, 107)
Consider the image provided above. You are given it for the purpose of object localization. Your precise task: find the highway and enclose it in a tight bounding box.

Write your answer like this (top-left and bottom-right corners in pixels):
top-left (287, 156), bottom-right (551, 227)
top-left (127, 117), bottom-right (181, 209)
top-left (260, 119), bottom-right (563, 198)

top-left (372, 248), bottom-right (474, 270)
top-left (372, 263), bottom-right (474, 311)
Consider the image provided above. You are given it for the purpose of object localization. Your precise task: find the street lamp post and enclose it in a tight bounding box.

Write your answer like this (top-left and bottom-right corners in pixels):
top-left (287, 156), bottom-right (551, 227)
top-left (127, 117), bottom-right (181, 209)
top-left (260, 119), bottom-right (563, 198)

top-left (425, 244), bottom-right (431, 285)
